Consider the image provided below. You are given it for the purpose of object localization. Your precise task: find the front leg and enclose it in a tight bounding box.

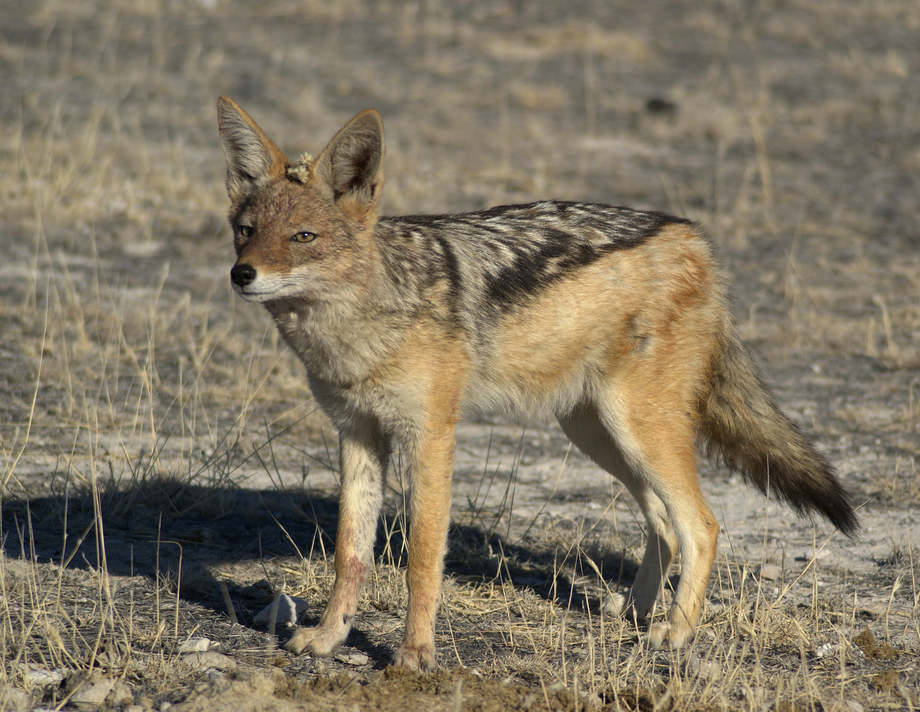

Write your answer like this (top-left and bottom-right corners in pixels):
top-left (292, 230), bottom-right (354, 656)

top-left (285, 416), bottom-right (388, 656)
top-left (394, 417), bottom-right (457, 671)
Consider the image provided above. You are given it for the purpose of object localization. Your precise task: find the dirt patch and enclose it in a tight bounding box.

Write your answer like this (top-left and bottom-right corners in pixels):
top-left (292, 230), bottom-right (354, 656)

top-left (172, 665), bottom-right (669, 712)
top-left (277, 667), bottom-right (589, 712)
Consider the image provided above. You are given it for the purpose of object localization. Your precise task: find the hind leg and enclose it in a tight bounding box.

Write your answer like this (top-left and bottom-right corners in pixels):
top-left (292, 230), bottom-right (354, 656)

top-left (605, 407), bottom-right (718, 648)
top-left (624, 488), bottom-right (677, 620)
top-left (643, 465), bottom-right (718, 649)
top-left (558, 403), bottom-right (677, 622)
top-left (560, 398), bottom-right (718, 648)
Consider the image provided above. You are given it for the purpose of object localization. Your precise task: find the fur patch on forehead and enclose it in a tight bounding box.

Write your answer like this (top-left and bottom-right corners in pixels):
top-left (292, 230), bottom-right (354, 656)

top-left (285, 152), bottom-right (315, 184)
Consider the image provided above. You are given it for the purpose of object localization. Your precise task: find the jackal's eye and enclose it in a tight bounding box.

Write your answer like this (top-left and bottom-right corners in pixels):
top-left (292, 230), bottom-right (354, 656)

top-left (237, 225), bottom-right (254, 239)
top-left (291, 231), bottom-right (317, 243)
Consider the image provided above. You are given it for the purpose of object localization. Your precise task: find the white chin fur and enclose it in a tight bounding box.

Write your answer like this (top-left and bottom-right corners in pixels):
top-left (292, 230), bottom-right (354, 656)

top-left (232, 274), bottom-right (291, 302)
top-left (234, 286), bottom-right (279, 302)
top-left (232, 269), bottom-right (326, 303)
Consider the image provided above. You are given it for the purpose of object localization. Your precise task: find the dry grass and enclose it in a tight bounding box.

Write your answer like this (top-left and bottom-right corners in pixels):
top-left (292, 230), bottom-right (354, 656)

top-left (2, 0), bottom-right (919, 710)
top-left (2, 473), bottom-right (918, 710)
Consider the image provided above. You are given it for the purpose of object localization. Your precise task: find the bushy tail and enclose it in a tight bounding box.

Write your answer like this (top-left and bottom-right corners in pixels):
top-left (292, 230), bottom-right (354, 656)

top-left (700, 327), bottom-right (858, 535)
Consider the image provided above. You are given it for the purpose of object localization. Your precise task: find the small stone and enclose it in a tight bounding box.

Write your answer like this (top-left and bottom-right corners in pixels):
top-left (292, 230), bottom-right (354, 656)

top-left (24, 665), bottom-right (65, 689)
top-left (254, 594), bottom-right (308, 629)
top-left (67, 671), bottom-right (115, 709)
top-left (3, 688), bottom-right (32, 712)
top-left (178, 637), bottom-right (214, 653)
top-left (601, 592), bottom-right (629, 617)
top-left (334, 650), bottom-right (370, 666)
top-left (180, 651), bottom-right (236, 671)
top-left (108, 680), bottom-right (133, 706)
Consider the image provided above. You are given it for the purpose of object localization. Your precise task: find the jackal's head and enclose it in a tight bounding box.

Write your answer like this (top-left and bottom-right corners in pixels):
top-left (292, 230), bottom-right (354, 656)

top-left (216, 97), bottom-right (384, 303)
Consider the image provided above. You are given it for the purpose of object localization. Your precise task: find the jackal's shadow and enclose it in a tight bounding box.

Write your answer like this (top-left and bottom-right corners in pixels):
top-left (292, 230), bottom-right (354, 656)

top-left (1, 479), bottom-right (639, 661)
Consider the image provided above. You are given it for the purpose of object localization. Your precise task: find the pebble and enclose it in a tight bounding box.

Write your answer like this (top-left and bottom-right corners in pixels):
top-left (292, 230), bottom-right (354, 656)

top-left (109, 680), bottom-right (134, 706)
top-left (254, 594), bottom-right (308, 629)
top-left (67, 671), bottom-right (115, 709)
top-left (179, 651), bottom-right (237, 671)
top-left (334, 650), bottom-right (370, 666)
top-left (23, 665), bottom-right (65, 689)
top-left (3, 689), bottom-right (32, 712)
top-left (178, 637), bottom-right (214, 653)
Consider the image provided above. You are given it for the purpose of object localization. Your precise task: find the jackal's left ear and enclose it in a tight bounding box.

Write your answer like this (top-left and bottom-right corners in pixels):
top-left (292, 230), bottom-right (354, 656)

top-left (217, 96), bottom-right (287, 200)
top-left (314, 109), bottom-right (384, 222)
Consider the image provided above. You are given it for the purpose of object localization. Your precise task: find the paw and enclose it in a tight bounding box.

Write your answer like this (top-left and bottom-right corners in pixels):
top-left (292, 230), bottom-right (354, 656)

top-left (648, 621), bottom-right (692, 649)
top-left (394, 643), bottom-right (437, 671)
top-left (283, 625), bottom-right (343, 657)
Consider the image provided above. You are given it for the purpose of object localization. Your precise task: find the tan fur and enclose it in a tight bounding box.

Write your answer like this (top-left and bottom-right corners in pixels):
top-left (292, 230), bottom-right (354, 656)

top-left (217, 99), bottom-right (857, 668)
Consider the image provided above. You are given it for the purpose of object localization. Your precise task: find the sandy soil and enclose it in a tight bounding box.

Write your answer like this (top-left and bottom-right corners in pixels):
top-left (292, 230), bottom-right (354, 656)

top-left (1, 1), bottom-right (918, 710)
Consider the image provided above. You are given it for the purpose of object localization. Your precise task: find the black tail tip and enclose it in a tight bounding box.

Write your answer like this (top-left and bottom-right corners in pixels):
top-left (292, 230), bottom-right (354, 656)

top-left (825, 496), bottom-right (859, 538)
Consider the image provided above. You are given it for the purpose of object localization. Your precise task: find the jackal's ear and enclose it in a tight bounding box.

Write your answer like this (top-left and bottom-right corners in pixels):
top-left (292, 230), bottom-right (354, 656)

top-left (217, 96), bottom-right (287, 200)
top-left (314, 109), bottom-right (384, 222)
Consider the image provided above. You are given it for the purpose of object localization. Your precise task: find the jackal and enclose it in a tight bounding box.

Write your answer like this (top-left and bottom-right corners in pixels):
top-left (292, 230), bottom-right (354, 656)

top-left (216, 97), bottom-right (857, 670)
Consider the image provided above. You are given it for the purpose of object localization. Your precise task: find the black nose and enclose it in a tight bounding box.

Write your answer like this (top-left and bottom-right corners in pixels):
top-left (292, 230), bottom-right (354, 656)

top-left (230, 263), bottom-right (256, 287)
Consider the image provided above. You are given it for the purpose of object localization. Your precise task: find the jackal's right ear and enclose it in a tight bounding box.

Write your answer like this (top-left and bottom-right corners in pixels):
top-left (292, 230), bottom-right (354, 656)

top-left (217, 97), bottom-right (287, 200)
top-left (313, 109), bottom-right (384, 224)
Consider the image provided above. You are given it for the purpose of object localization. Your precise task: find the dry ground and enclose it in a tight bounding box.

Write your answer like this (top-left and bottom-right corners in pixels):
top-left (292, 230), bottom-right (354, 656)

top-left (1, 1), bottom-right (919, 710)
